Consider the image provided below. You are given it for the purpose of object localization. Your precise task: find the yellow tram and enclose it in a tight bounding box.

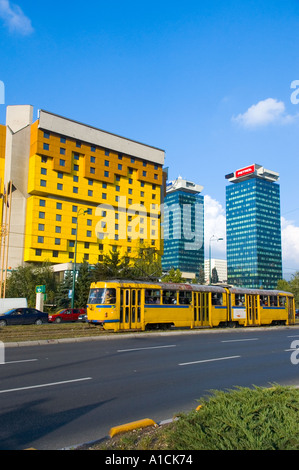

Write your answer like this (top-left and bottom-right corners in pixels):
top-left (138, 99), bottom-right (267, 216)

top-left (87, 280), bottom-right (295, 331)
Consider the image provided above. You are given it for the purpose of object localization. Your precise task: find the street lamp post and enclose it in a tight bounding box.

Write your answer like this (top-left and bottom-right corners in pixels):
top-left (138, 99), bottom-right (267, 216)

top-left (209, 235), bottom-right (224, 285)
top-left (71, 209), bottom-right (88, 308)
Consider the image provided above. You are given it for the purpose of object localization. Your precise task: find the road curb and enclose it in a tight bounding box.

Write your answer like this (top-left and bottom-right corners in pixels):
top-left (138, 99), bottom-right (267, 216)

top-left (109, 418), bottom-right (157, 438)
top-left (4, 324), bottom-right (299, 348)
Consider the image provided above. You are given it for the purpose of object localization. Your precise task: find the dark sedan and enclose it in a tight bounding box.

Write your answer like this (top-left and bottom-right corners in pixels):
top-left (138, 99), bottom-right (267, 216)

top-left (0, 308), bottom-right (48, 326)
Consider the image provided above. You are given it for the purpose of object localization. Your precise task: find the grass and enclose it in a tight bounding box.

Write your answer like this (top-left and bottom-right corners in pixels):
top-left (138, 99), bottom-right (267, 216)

top-left (86, 385), bottom-right (299, 450)
top-left (0, 322), bottom-right (111, 343)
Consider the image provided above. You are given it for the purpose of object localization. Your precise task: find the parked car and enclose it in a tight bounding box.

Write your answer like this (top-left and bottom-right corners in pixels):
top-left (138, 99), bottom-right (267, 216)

top-left (48, 308), bottom-right (86, 323)
top-left (78, 313), bottom-right (87, 322)
top-left (295, 309), bottom-right (299, 319)
top-left (0, 308), bottom-right (48, 326)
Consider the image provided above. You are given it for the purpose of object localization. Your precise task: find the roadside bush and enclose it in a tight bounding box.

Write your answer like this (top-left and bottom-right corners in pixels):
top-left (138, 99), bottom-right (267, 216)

top-left (166, 385), bottom-right (299, 450)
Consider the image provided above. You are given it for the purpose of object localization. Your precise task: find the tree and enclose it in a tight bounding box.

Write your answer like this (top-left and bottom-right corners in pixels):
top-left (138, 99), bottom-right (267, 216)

top-left (211, 267), bottom-right (219, 284)
top-left (56, 270), bottom-right (73, 308)
top-left (162, 268), bottom-right (185, 283)
top-left (5, 263), bottom-right (57, 307)
top-left (130, 241), bottom-right (162, 280)
top-left (75, 261), bottom-right (92, 307)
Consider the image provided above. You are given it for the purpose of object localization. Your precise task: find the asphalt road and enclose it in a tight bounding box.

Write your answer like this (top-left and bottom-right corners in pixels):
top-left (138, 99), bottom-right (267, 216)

top-left (1, 326), bottom-right (299, 450)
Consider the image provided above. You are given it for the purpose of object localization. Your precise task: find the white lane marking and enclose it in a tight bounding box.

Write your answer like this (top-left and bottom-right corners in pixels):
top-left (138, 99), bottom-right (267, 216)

top-left (221, 338), bottom-right (258, 343)
top-left (1, 359), bottom-right (38, 365)
top-left (117, 344), bottom-right (176, 353)
top-left (0, 377), bottom-right (92, 394)
top-left (179, 355), bottom-right (241, 366)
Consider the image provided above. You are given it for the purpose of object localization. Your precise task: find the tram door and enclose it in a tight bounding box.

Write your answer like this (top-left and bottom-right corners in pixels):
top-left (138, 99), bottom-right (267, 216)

top-left (120, 288), bottom-right (142, 330)
top-left (247, 294), bottom-right (258, 325)
top-left (287, 297), bottom-right (295, 325)
top-left (193, 292), bottom-right (209, 327)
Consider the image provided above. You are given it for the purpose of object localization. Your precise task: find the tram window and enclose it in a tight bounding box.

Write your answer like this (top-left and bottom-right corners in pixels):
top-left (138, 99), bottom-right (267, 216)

top-left (279, 296), bottom-right (286, 307)
top-left (88, 288), bottom-right (116, 304)
top-left (145, 289), bottom-right (160, 304)
top-left (269, 295), bottom-right (278, 307)
top-left (234, 294), bottom-right (245, 306)
top-left (179, 291), bottom-right (192, 305)
top-left (212, 293), bottom-right (223, 305)
top-left (162, 290), bottom-right (177, 304)
top-left (260, 295), bottom-right (269, 306)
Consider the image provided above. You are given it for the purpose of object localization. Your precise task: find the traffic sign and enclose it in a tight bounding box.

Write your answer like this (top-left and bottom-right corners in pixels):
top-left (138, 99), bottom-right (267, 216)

top-left (36, 285), bottom-right (46, 293)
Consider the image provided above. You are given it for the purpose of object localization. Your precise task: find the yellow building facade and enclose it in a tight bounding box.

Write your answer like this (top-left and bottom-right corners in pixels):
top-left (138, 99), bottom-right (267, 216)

top-left (2, 106), bottom-right (165, 269)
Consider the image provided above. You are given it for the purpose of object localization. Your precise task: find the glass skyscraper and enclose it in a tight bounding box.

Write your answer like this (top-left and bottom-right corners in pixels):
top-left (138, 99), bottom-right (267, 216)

top-left (162, 177), bottom-right (204, 276)
top-left (226, 164), bottom-right (282, 289)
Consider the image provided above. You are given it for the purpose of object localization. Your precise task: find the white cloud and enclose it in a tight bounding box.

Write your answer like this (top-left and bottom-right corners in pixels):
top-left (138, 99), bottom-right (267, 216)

top-left (0, 0), bottom-right (33, 35)
top-left (281, 216), bottom-right (299, 277)
top-left (204, 195), bottom-right (226, 259)
top-left (232, 98), bottom-right (297, 128)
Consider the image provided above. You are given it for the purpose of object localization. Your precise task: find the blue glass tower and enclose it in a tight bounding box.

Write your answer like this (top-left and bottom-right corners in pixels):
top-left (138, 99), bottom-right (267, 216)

top-left (225, 164), bottom-right (282, 288)
top-left (162, 177), bottom-right (204, 276)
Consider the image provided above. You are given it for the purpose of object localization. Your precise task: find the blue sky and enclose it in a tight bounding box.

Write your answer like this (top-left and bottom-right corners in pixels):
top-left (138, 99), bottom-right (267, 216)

top-left (1, 0), bottom-right (299, 277)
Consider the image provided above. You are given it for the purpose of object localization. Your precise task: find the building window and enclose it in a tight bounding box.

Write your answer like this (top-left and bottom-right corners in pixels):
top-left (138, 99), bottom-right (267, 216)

top-left (74, 153), bottom-right (79, 160)
top-left (105, 150), bottom-right (110, 156)
top-left (53, 250), bottom-right (59, 257)
top-left (131, 158), bottom-right (135, 163)
top-left (39, 199), bottom-right (46, 207)
top-left (43, 132), bottom-right (50, 139)
top-left (57, 172), bottom-right (63, 179)
top-left (84, 242), bottom-right (90, 249)
top-left (102, 182), bottom-right (107, 188)
top-left (73, 187), bottom-right (78, 193)
top-left (41, 156), bottom-right (48, 163)
top-left (55, 226), bottom-right (61, 233)
top-left (116, 185), bottom-right (120, 192)
top-left (84, 253), bottom-right (89, 260)
top-left (56, 202), bottom-right (62, 210)
top-left (36, 249), bottom-right (42, 256)
top-left (90, 156), bottom-right (95, 163)
top-left (38, 224), bottom-right (44, 231)
top-left (88, 190), bottom-right (93, 197)
top-left (55, 238), bottom-right (61, 245)
top-left (69, 252), bottom-right (74, 259)
top-left (72, 205), bottom-right (78, 212)
top-left (41, 168), bottom-right (47, 175)
top-left (60, 148), bottom-right (66, 155)
top-left (86, 230), bottom-right (92, 237)
top-left (91, 146), bottom-right (96, 152)
top-left (76, 141), bottom-right (81, 148)
top-left (60, 136), bottom-right (66, 143)
top-left (87, 219), bottom-right (92, 226)
top-left (74, 164), bottom-right (79, 171)
top-left (57, 183), bottom-right (63, 190)
top-left (105, 160), bottom-right (109, 167)
top-left (40, 180), bottom-right (47, 187)
top-left (38, 236), bottom-right (44, 243)
top-left (72, 217), bottom-right (77, 224)
top-left (71, 228), bottom-right (76, 235)
top-left (59, 159), bottom-right (65, 167)
top-left (90, 167), bottom-right (95, 174)
top-left (69, 240), bottom-right (75, 247)
top-left (104, 171), bottom-right (109, 177)
top-left (102, 193), bottom-right (107, 200)
top-left (143, 171), bottom-right (147, 177)
top-left (154, 174), bottom-right (158, 180)
top-left (39, 211), bottom-right (45, 219)
top-left (73, 175), bottom-right (78, 182)
top-left (118, 164), bottom-right (122, 170)
top-left (56, 214), bottom-right (62, 222)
